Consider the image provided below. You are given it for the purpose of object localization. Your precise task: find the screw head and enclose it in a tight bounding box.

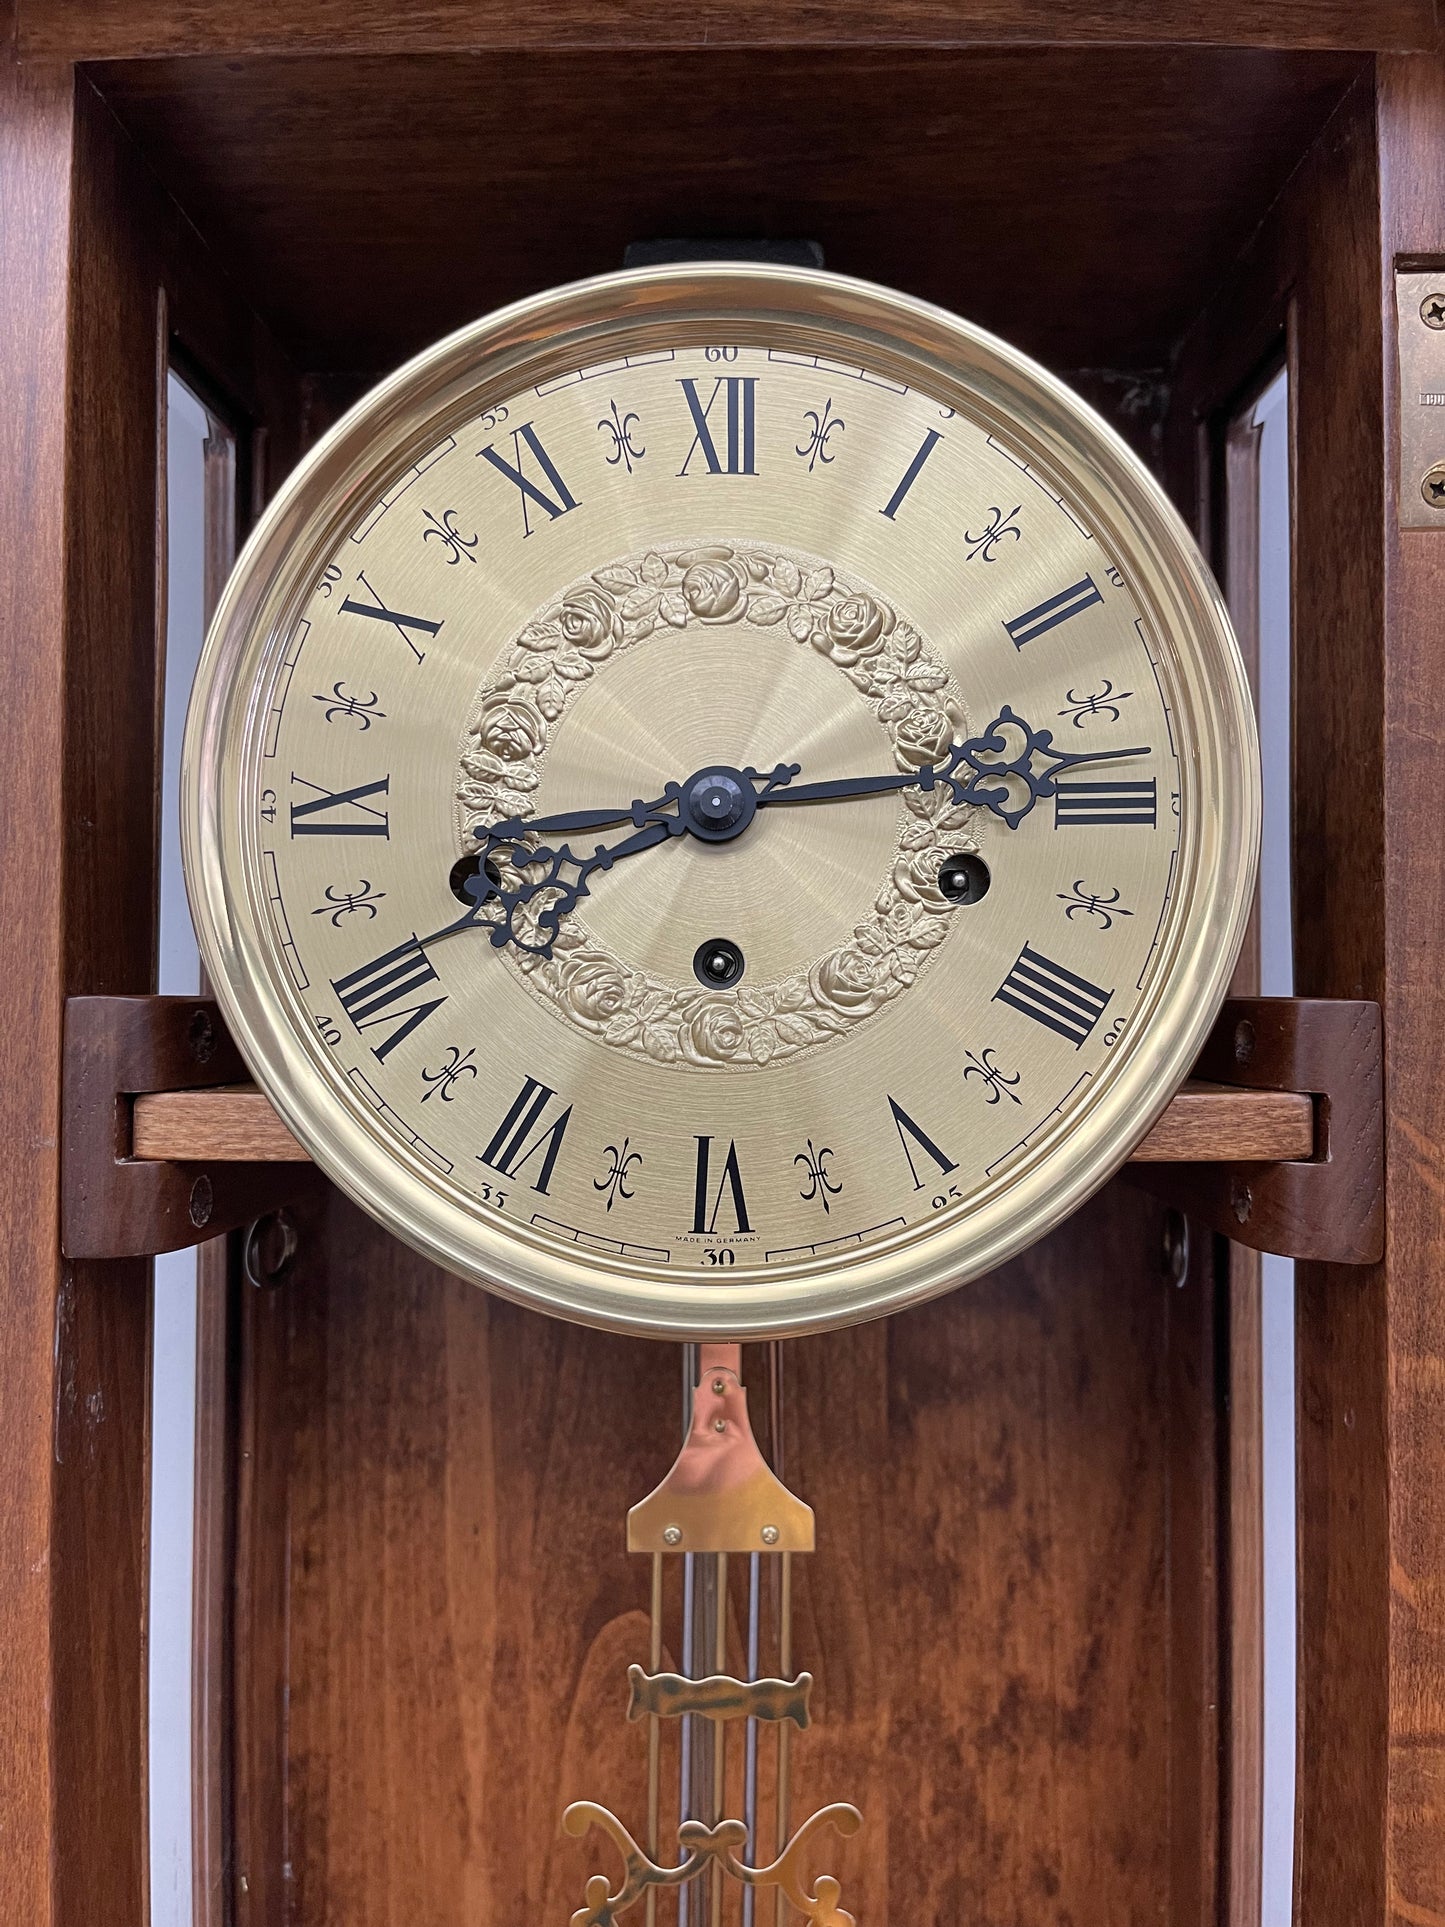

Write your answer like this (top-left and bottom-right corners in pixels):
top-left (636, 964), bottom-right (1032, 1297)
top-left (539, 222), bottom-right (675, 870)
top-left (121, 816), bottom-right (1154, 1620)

top-left (1421, 292), bottom-right (1445, 329)
top-left (188, 1174), bottom-right (214, 1229)
top-left (663, 1524), bottom-right (683, 1545)
top-left (1423, 462), bottom-right (1445, 508)
top-left (1231, 1177), bottom-right (1253, 1225)
top-left (711, 1377), bottom-right (727, 1395)
top-left (713, 1417), bottom-right (727, 1433)
top-left (761, 1524), bottom-right (780, 1545)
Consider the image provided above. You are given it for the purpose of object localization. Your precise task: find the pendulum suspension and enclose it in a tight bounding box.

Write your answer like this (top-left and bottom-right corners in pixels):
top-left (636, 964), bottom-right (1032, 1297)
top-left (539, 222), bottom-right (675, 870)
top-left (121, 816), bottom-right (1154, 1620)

top-left (563, 1343), bottom-right (862, 1926)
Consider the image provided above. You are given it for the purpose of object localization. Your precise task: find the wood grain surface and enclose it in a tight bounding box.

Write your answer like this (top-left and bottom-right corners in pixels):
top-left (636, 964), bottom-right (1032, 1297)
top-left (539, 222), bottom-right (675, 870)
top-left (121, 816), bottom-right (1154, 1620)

top-left (130, 1078), bottom-right (1316, 1165)
top-left (18, 0), bottom-right (1437, 61)
top-left (90, 47), bottom-right (1364, 375)
top-left (232, 1178), bottom-right (1219, 1924)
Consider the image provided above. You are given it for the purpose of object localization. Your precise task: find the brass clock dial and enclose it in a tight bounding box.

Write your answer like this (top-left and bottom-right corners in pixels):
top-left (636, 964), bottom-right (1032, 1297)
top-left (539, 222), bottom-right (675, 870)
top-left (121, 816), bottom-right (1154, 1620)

top-left (184, 267), bottom-right (1259, 1338)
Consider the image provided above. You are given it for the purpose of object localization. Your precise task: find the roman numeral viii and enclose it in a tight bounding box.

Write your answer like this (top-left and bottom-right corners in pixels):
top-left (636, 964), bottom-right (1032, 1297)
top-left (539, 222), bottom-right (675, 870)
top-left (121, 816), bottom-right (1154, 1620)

top-left (478, 423), bottom-right (579, 537)
top-left (1004, 575), bottom-right (1103, 649)
top-left (479, 1076), bottom-right (573, 1193)
top-left (1053, 779), bottom-right (1157, 827)
top-left (332, 934), bottom-right (445, 1061)
top-left (678, 377), bottom-right (757, 476)
top-left (290, 773), bottom-right (389, 837)
top-left (994, 945), bottom-right (1112, 1048)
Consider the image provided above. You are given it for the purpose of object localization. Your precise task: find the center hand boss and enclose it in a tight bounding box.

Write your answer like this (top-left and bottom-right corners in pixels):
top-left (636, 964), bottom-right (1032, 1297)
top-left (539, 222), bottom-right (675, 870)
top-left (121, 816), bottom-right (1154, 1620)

top-left (435, 706), bottom-right (1149, 960)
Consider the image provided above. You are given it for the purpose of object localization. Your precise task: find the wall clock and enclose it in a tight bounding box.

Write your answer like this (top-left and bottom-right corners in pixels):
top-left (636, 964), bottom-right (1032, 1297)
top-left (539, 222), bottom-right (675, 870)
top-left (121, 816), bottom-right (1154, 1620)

top-left (183, 265), bottom-right (1259, 1341)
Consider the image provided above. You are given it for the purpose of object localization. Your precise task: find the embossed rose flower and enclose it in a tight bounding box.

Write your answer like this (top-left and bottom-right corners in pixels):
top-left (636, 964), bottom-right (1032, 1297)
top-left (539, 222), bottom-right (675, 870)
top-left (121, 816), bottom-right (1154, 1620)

top-left (893, 703), bottom-right (958, 771)
top-left (681, 560), bottom-right (744, 621)
top-left (682, 999), bottom-right (746, 1064)
top-left (893, 845), bottom-right (964, 912)
top-left (556, 955), bottom-right (630, 1028)
top-left (823, 593), bottom-right (891, 663)
top-left (474, 696), bottom-right (545, 764)
top-left (556, 587), bottom-right (621, 659)
top-left (809, 947), bottom-right (887, 1015)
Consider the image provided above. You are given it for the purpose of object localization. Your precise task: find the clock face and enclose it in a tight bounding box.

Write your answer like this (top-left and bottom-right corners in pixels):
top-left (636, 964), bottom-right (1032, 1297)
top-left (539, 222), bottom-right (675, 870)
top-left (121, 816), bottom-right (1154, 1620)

top-left (184, 267), bottom-right (1258, 1338)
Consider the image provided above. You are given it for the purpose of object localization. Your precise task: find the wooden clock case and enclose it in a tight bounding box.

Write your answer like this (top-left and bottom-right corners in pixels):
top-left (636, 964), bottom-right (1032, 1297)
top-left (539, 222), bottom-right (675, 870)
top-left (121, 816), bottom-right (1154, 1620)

top-left (0, 6), bottom-right (1435, 1923)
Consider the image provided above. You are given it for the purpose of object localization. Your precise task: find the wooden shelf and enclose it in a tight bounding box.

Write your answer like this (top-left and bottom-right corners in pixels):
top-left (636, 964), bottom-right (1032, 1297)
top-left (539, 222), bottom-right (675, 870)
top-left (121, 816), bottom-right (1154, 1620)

top-left (130, 1078), bottom-right (1314, 1166)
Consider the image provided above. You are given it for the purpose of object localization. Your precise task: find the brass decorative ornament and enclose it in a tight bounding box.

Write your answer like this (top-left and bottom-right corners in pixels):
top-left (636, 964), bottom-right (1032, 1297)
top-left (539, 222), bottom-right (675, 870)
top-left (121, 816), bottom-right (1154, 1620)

top-left (183, 264), bottom-right (1260, 1342)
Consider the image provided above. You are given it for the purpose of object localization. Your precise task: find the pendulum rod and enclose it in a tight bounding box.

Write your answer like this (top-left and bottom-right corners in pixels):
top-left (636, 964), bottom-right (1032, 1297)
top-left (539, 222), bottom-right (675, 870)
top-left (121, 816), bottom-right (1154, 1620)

top-left (565, 1339), bottom-right (860, 1927)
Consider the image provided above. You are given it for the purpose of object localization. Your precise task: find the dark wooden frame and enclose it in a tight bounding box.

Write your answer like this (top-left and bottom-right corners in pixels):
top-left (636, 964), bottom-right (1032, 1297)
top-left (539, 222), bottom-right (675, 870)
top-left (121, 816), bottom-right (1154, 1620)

top-left (4, 20), bottom-right (1443, 1927)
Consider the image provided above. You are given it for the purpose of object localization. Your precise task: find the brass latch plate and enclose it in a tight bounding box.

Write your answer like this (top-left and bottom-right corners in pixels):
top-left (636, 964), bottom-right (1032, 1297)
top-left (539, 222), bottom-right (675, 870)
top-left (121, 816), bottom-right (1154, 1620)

top-left (1395, 270), bottom-right (1445, 528)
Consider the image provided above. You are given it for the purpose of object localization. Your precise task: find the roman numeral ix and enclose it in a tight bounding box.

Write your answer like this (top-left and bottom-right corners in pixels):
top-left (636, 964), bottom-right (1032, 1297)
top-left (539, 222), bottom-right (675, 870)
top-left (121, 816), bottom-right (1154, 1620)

top-left (479, 1076), bottom-right (573, 1194)
top-left (994, 944), bottom-right (1112, 1048)
top-left (332, 934), bottom-right (445, 1061)
top-left (478, 422), bottom-right (580, 536)
top-left (289, 773), bottom-right (390, 838)
top-left (1004, 574), bottom-right (1103, 649)
top-left (678, 377), bottom-right (757, 476)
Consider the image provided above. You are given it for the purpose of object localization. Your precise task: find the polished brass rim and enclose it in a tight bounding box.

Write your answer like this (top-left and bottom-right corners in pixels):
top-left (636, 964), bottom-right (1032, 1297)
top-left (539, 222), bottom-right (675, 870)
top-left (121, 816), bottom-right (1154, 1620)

top-left (183, 265), bottom-right (1260, 1339)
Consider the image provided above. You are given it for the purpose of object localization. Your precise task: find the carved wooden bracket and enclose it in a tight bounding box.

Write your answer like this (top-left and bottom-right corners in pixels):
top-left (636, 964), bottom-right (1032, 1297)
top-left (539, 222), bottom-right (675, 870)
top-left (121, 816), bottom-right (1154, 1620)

top-left (61, 992), bottom-right (1383, 1264)
top-left (1132, 996), bottom-right (1384, 1264)
top-left (61, 995), bottom-right (323, 1260)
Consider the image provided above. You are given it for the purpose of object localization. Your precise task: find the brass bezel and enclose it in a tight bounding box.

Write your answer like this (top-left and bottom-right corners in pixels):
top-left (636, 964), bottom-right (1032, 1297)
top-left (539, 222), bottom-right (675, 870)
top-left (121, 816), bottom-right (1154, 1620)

top-left (183, 265), bottom-right (1260, 1340)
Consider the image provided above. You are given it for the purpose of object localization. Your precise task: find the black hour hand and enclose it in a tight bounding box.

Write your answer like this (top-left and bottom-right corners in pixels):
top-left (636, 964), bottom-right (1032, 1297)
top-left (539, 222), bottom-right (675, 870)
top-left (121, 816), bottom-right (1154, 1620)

top-left (930, 706), bottom-right (1151, 828)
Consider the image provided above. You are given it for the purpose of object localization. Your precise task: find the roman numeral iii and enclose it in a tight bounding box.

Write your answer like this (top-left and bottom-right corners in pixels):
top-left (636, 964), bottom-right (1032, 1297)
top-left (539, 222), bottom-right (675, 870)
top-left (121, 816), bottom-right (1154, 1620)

top-left (678, 377), bottom-right (758, 476)
top-left (994, 945), bottom-right (1112, 1048)
top-left (331, 934), bottom-right (445, 1060)
top-left (1004, 575), bottom-right (1103, 649)
top-left (289, 773), bottom-right (390, 838)
top-left (1053, 779), bottom-right (1157, 827)
top-left (479, 1076), bottom-right (573, 1193)
top-left (478, 422), bottom-right (579, 536)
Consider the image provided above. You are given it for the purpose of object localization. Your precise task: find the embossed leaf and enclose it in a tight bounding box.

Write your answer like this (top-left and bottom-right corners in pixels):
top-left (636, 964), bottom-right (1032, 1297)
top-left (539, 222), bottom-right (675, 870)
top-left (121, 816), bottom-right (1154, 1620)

top-left (642, 1025), bottom-right (681, 1063)
top-left (632, 615), bottom-right (657, 641)
top-left (621, 586), bottom-right (662, 619)
top-left (659, 590), bottom-right (689, 627)
top-left (553, 653), bottom-right (594, 682)
top-left (635, 988), bottom-right (674, 1023)
top-left (855, 924), bottom-right (888, 956)
top-left (743, 552), bottom-right (771, 580)
top-left (877, 693), bottom-right (913, 722)
top-left (772, 556), bottom-right (802, 596)
top-left (537, 679), bottom-right (568, 720)
top-left (747, 593), bottom-right (789, 626)
top-left (641, 551), bottom-right (670, 585)
top-left (746, 1025), bottom-right (776, 1064)
top-left (900, 823), bottom-right (935, 850)
top-left (516, 621), bottom-right (559, 652)
top-left (513, 652), bottom-right (551, 684)
top-left (774, 977), bottom-right (808, 1012)
top-left (909, 916), bottom-right (949, 949)
top-left (803, 566), bottom-right (834, 601)
top-left (775, 1012), bottom-right (817, 1046)
top-left (906, 663), bottom-right (948, 691)
top-left (787, 605), bottom-right (817, 644)
top-left (592, 566), bottom-right (637, 594)
top-left (738, 989), bottom-right (772, 1020)
top-left (603, 1013), bottom-right (642, 1046)
top-left (895, 623), bottom-right (922, 663)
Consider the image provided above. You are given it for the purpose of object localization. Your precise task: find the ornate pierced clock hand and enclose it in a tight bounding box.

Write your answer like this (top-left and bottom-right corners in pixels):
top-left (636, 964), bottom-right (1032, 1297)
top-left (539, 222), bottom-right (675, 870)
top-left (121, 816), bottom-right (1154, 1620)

top-left (753, 706), bottom-right (1151, 831)
top-left (452, 710), bottom-right (1149, 960)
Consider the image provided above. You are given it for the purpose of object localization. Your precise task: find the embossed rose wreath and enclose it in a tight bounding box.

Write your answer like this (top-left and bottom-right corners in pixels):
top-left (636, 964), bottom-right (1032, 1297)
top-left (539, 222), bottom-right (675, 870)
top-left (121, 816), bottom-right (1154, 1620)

top-left (456, 545), bottom-right (978, 1067)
